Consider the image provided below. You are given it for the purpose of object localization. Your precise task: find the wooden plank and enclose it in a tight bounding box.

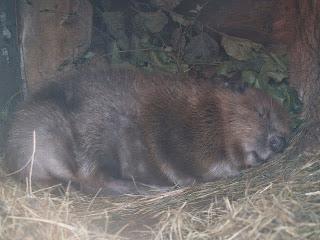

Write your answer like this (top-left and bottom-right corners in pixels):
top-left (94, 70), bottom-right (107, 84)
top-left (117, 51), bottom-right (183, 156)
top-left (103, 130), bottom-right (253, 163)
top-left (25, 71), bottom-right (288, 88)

top-left (19, 0), bottom-right (93, 92)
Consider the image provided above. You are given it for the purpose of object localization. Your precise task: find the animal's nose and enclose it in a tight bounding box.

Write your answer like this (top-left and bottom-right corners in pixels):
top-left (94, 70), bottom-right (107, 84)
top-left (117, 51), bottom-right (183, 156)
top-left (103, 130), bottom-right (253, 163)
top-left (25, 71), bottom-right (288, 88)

top-left (269, 135), bottom-right (286, 153)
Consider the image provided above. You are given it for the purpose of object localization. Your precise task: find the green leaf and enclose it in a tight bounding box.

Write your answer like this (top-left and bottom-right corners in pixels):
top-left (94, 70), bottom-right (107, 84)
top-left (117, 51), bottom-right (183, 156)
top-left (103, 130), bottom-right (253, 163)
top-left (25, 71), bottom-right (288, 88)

top-left (266, 71), bottom-right (288, 82)
top-left (221, 35), bottom-right (263, 61)
top-left (259, 54), bottom-right (288, 83)
top-left (134, 11), bottom-right (168, 34)
top-left (169, 11), bottom-right (192, 26)
top-left (183, 33), bottom-right (219, 64)
top-left (103, 11), bottom-right (130, 50)
top-left (284, 87), bottom-right (303, 114)
top-left (149, 50), bottom-right (178, 73)
top-left (241, 70), bottom-right (258, 85)
top-left (216, 61), bottom-right (243, 77)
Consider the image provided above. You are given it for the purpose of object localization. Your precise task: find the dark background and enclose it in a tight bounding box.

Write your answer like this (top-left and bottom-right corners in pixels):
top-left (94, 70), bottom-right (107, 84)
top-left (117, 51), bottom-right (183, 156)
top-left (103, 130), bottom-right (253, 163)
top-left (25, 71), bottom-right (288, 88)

top-left (0, 0), bottom-right (22, 151)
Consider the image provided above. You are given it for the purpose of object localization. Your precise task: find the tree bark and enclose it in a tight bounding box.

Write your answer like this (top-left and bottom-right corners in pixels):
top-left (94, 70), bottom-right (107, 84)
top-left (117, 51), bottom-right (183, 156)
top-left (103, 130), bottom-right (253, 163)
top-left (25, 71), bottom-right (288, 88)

top-left (287, 0), bottom-right (320, 151)
top-left (289, 1), bottom-right (320, 119)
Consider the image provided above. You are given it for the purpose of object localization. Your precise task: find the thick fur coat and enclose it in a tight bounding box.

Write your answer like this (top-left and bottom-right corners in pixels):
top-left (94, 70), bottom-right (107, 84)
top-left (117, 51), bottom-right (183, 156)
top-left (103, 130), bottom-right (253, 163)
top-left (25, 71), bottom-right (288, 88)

top-left (5, 67), bottom-right (289, 195)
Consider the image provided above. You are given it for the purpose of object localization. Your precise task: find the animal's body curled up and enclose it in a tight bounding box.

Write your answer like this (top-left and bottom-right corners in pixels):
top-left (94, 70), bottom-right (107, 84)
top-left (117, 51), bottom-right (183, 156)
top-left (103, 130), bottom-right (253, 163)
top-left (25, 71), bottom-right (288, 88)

top-left (5, 67), bottom-right (290, 195)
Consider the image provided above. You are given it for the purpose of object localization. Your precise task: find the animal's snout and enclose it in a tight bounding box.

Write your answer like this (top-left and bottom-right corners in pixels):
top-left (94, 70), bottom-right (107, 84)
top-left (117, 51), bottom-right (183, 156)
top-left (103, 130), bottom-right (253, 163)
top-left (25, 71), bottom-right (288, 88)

top-left (269, 135), bottom-right (286, 153)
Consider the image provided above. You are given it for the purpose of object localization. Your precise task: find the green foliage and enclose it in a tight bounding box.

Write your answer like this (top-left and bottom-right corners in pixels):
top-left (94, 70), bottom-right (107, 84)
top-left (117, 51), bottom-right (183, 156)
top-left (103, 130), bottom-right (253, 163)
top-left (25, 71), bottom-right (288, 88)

top-left (221, 35), bottom-right (263, 61)
top-left (133, 11), bottom-right (168, 34)
top-left (217, 35), bottom-right (303, 130)
top-left (97, 2), bottom-right (303, 130)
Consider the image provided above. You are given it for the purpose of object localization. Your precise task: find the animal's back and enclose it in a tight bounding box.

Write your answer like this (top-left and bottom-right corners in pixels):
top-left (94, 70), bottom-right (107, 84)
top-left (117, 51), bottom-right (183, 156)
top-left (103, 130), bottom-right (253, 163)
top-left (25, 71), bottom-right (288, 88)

top-left (5, 67), bottom-right (290, 195)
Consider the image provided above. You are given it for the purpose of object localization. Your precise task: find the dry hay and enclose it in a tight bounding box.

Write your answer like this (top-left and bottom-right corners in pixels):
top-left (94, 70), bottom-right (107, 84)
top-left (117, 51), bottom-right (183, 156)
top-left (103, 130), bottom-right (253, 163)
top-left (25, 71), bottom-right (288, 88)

top-left (0, 135), bottom-right (319, 240)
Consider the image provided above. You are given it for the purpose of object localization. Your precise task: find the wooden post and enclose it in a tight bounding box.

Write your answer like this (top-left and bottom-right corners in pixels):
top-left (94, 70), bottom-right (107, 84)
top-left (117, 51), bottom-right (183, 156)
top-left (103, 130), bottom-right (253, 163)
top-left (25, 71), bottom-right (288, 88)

top-left (287, 0), bottom-right (320, 120)
top-left (19, 0), bottom-right (93, 93)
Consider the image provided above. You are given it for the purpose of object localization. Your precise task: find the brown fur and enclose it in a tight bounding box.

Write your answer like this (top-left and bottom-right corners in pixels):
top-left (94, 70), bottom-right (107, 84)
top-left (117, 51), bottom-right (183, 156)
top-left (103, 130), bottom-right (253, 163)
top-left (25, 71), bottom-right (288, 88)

top-left (5, 67), bottom-right (290, 195)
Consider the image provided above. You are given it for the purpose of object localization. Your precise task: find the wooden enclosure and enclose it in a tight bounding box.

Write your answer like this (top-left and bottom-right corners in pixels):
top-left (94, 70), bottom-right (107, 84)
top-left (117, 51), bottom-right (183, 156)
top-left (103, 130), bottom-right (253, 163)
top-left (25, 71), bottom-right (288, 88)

top-left (11, 0), bottom-right (320, 150)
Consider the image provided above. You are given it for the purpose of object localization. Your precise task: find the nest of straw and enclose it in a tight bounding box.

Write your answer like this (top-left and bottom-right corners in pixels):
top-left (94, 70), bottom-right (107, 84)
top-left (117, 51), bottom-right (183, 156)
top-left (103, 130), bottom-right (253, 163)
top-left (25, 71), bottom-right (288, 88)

top-left (0, 132), bottom-right (319, 240)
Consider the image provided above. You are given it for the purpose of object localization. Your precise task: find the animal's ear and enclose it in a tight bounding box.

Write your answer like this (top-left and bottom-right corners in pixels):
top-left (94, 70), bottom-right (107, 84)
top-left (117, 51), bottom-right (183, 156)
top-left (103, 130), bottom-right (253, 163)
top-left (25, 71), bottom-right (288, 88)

top-left (222, 72), bottom-right (249, 94)
top-left (236, 82), bottom-right (249, 94)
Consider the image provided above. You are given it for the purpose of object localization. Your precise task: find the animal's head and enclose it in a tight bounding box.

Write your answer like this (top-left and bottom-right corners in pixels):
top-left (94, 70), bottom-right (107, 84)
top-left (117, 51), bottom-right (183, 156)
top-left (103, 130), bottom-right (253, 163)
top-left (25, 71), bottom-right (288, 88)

top-left (226, 88), bottom-right (290, 168)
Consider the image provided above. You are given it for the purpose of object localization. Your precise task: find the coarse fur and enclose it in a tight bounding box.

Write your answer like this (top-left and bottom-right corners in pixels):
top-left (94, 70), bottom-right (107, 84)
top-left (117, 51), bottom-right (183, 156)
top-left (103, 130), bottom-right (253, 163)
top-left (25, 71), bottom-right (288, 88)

top-left (5, 66), bottom-right (290, 195)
